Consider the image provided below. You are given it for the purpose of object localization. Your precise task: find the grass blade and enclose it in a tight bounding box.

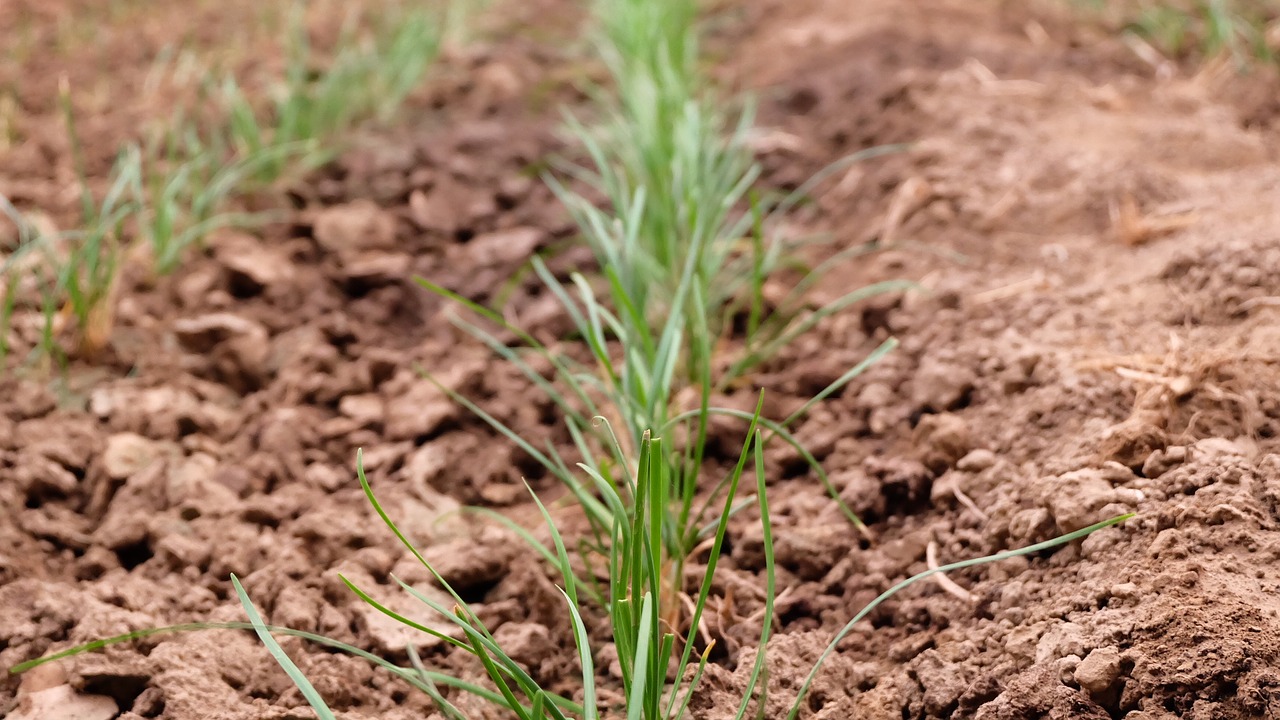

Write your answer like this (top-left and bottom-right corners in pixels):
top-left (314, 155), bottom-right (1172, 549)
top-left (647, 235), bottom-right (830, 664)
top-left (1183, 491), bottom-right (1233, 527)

top-left (733, 429), bottom-right (775, 720)
top-left (231, 575), bottom-right (336, 720)
top-left (784, 514), bottom-right (1136, 719)
top-left (782, 337), bottom-right (899, 427)
top-left (626, 592), bottom-right (656, 720)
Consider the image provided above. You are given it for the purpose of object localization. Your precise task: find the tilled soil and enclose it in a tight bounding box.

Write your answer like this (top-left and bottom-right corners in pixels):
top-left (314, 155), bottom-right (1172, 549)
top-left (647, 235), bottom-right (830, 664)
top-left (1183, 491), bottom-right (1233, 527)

top-left (5, 0), bottom-right (1280, 719)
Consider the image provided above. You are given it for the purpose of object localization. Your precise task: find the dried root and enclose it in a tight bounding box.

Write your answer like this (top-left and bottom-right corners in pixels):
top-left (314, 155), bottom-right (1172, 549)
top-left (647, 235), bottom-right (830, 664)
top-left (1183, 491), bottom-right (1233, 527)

top-left (1080, 332), bottom-right (1280, 463)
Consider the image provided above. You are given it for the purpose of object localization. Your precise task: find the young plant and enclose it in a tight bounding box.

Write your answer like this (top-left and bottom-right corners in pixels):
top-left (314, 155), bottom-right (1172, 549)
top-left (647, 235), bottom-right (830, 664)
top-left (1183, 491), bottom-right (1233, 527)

top-left (419, 0), bottom-right (909, 637)
top-left (564, 0), bottom-right (913, 374)
top-left (1079, 0), bottom-right (1279, 67)
top-left (418, 253), bottom-right (895, 622)
top-left (0, 86), bottom-right (139, 366)
top-left (217, 1), bottom-right (448, 185)
top-left (262, 407), bottom-right (780, 720)
top-left (1, 0), bottom-right (459, 373)
top-left (55, 162), bottom-right (135, 360)
top-left (127, 126), bottom-right (295, 275)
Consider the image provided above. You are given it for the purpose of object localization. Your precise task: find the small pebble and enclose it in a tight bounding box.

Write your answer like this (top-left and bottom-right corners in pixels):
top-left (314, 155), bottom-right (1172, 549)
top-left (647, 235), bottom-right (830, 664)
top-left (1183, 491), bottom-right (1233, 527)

top-left (957, 448), bottom-right (997, 472)
top-left (1075, 646), bottom-right (1123, 695)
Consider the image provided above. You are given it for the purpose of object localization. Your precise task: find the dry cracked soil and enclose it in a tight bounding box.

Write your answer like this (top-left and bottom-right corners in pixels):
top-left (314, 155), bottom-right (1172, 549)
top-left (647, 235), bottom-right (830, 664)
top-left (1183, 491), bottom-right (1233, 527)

top-left (4, 0), bottom-right (1280, 718)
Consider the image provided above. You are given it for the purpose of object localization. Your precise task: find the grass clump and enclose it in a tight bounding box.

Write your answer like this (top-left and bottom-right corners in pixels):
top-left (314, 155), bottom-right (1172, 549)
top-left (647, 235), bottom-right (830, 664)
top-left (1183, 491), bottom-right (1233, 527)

top-left (215, 2), bottom-right (449, 185)
top-left (0, 1), bottom-right (453, 369)
top-left (0, 86), bottom-right (139, 365)
top-left (1132, 0), bottom-right (1277, 65)
top-left (555, 0), bottom-right (907, 386)
top-left (422, 0), bottom-right (908, 622)
top-left (1077, 0), bottom-right (1279, 67)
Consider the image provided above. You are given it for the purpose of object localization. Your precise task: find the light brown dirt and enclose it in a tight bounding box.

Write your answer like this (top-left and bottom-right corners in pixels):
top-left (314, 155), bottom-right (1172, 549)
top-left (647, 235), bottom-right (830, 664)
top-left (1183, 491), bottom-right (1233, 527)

top-left (5, 0), bottom-right (1280, 718)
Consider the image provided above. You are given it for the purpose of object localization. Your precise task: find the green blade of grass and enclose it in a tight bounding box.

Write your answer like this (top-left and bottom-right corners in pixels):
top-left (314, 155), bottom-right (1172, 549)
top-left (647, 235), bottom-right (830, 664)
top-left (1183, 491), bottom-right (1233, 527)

top-left (782, 337), bottom-right (899, 427)
top-left (338, 575), bottom-right (471, 652)
top-left (626, 592), bottom-right (656, 720)
top-left (527, 481), bottom-right (583, 609)
top-left (733, 429), bottom-right (775, 720)
top-left (784, 513), bottom-right (1136, 719)
top-left (454, 607), bottom-right (533, 720)
top-left (231, 575), bottom-right (337, 720)
top-left (671, 407), bottom-right (866, 534)
top-left (667, 394), bottom-right (764, 719)
top-left (560, 589), bottom-right (599, 720)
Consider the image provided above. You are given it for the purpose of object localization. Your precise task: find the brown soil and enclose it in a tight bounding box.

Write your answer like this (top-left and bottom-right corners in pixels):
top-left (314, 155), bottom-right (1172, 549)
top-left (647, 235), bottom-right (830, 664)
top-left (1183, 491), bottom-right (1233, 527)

top-left (5, 0), bottom-right (1280, 719)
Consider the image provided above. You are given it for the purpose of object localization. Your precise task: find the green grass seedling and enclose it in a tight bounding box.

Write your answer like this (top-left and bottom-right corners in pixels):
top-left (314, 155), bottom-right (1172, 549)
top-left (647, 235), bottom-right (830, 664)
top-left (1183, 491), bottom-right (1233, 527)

top-left (2, 0), bottom-right (458, 373)
top-left (1077, 0), bottom-right (1278, 67)
top-left (56, 84), bottom-right (136, 359)
top-left (1131, 0), bottom-right (1276, 65)
top-left (418, 0), bottom-right (910, 647)
top-left (257, 405), bottom-right (778, 720)
top-left (418, 272), bottom-right (883, 608)
top-left (217, 2), bottom-right (448, 185)
top-left (0, 87), bottom-right (139, 366)
top-left (127, 133), bottom-right (295, 275)
top-left (556, 0), bottom-right (914, 383)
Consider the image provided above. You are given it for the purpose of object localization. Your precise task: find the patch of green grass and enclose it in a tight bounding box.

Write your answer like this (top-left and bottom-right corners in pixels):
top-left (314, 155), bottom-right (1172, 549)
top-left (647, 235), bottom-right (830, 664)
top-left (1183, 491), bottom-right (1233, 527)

top-left (1134, 1), bottom-right (1276, 65)
top-left (1078, 0), bottom-right (1278, 67)
top-left (0, 170), bottom-right (131, 366)
top-left (0, 88), bottom-right (139, 367)
top-left (559, 0), bottom-right (910, 385)
top-left (212, 2), bottom-right (448, 185)
top-left (1, 0), bottom-right (453, 368)
top-left (127, 117), bottom-right (299, 275)
top-left (340, 428), bottom-right (769, 720)
top-left (417, 0), bottom-right (911, 630)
